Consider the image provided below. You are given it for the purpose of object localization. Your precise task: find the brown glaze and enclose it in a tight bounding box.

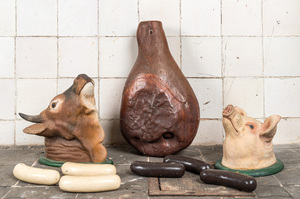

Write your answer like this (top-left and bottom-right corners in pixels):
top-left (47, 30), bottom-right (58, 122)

top-left (130, 161), bottom-right (185, 178)
top-left (120, 21), bottom-right (200, 157)
top-left (200, 170), bottom-right (257, 192)
top-left (19, 74), bottom-right (107, 163)
top-left (164, 155), bottom-right (213, 174)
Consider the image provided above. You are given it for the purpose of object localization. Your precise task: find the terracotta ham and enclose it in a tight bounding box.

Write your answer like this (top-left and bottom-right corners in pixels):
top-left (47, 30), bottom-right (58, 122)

top-left (120, 21), bottom-right (200, 157)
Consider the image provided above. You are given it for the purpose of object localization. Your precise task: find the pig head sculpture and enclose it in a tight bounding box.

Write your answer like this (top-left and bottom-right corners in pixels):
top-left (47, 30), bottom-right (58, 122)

top-left (19, 74), bottom-right (107, 163)
top-left (222, 105), bottom-right (281, 170)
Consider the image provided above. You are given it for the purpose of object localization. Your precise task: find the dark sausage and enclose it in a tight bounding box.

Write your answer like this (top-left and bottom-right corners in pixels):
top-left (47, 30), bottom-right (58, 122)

top-left (164, 155), bottom-right (213, 174)
top-left (130, 161), bottom-right (185, 178)
top-left (200, 170), bottom-right (257, 192)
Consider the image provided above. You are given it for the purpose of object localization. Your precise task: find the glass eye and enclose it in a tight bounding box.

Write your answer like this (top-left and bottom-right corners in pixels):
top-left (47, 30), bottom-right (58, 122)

top-left (249, 124), bottom-right (254, 129)
top-left (51, 102), bottom-right (57, 109)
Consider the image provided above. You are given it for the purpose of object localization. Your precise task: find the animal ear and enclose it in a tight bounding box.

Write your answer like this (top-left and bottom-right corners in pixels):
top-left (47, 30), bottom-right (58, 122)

top-left (260, 115), bottom-right (281, 143)
top-left (23, 123), bottom-right (47, 135)
top-left (81, 96), bottom-right (96, 113)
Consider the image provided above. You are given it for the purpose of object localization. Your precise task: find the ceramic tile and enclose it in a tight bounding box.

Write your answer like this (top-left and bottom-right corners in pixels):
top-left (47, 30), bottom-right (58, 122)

top-left (263, 0), bottom-right (300, 36)
top-left (57, 78), bottom-right (99, 109)
top-left (57, 78), bottom-right (73, 94)
top-left (99, 79), bottom-right (126, 119)
top-left (0, 0), bottom-right (15, 36)
top-left (222, 0), bottom-right (262, 36)
top-left (167, 37), bottom-right (181, 67)
top-left (191, 120), bottom-right (223, 145)
top-left (181, 0), bottom-right (220, 36)
top-left (273, 119), bottom-right (300, 144)
top-left (182, 37), bottom-right (221, 77)
top-left (17, 0), bottom-right (57, 36)
top-left (99, 37), bottom-right (179, 77)
top-left (223, 37), bottom-right (263, 77)
top-left (188, 79), bottom-right (223, 118)
top-left (0, 121), bottom-right (14, 145)
top-left (101, 119), bottom-right (127, 145)
top-left (99, 0), bottom-right (138, 36)
top-left (0, 38), bottom-right (14, 78)
top-left (16, 37), bottom-right (57, 78)
top-left (255, 185), bottom-right (291, 198)
top-left (0, 80), bottom-right (15, 120)
top-left (265, 78), bottom-right (300, 117)
top-left (4, 187), bottom-right (76, 199)
top-left (59, 0), bottom-right (98, 36)
top-left (99, 37), bottom-right (138, 77)
top-left (17, 79), bottom-right (56, 119)
top-left (15, 120), bottom-right (44, 145)
top-left (264, 37), bottom-right (300, 76)
top-left (139, 0), bottom-right (180, 36)
top-left (224, 78), bottom-right (264, 118)
top-left (59, 37), bottom-right (98, 78)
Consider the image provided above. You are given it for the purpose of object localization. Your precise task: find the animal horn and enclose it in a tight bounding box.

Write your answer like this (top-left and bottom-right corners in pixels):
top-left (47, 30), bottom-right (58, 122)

top-left (19, 113), bottom-right (43, 123)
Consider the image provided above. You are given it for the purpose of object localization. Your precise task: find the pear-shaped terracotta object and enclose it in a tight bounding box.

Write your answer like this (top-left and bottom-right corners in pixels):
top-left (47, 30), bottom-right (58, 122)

top-left (120, 21), bottom-right (200, 157)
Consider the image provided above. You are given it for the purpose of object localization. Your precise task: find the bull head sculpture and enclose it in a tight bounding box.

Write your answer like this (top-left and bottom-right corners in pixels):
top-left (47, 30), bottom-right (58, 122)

top-left (19, 74), bottom-right (107, 163)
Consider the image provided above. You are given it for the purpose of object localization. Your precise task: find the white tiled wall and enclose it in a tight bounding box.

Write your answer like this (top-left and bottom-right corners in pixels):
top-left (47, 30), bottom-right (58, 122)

top-left (0, 0), bottom-right (299, 146)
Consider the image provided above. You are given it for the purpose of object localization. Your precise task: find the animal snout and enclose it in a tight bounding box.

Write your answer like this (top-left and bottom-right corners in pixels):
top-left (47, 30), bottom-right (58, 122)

top-left (76, 74), bottom-right (93, 83)
top-left (223, 105), bottom-right (234, 117)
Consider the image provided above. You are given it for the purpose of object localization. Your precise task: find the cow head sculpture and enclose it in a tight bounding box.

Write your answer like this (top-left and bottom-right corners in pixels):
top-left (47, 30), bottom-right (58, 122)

top-left (19, 74), bottom-right (107, 163)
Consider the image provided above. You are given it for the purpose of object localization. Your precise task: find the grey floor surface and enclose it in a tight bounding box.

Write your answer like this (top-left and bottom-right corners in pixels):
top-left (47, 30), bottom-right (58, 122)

top-left (0, 144), bottom-right (299, 199)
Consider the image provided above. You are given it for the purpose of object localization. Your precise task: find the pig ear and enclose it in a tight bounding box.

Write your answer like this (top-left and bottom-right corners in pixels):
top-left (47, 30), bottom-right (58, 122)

top-left (23, 123), bottom-right (47, 135)
top-left (260, 115), bottom-right (281, 143)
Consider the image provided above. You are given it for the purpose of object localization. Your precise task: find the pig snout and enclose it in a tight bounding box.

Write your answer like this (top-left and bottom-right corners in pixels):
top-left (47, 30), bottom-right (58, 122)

top-left (222, 105), bottom-right (244, 133)
top-left (223, 105), bottom-right (234, 117)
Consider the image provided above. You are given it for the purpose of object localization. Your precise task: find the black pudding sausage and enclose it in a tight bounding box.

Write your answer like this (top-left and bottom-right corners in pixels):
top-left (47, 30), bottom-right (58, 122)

top-left (130, 161), bottom-right (185, 178)
top-left (200, 170), bottom-right (257, 192)
top-left (164, 155), bottom-right (213, 174)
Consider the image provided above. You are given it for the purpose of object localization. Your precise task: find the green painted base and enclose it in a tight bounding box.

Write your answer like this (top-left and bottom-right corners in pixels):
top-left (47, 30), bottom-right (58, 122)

top-left (39, 154), bottom-right (114, 167)
top-left (215, 158), bottom-right (284, 177)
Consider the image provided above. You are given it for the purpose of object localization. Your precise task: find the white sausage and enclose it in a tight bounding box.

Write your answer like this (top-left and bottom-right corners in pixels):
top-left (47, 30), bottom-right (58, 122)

top-left (13, 163), bottom-right (60, 185)
top-left (61, 162), bottom-right (116, 176)
top-left (59, 175), bottom-right (121, 192)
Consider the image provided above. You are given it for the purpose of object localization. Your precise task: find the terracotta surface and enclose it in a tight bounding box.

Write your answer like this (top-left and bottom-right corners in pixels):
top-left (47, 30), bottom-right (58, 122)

top-left (120, 21), bottom-right (200, 157)
top-left (222, 104), bottom-right (281, 170)
top-left (19, 74), bottom-right (107, 163)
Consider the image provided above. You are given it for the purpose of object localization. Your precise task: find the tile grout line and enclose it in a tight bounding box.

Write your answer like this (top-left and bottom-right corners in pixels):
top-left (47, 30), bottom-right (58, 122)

top-left (179, 0), bottom-right (182, 70)
top-left (13, 116), bottom-right (300, 122)
top-left (3, 76), bottom-right (300, 80)
top-left (6, 35), bottom-right (300, 38)
top-left (261, 0), bottom-right (266, 119)
top-left (1, 189), bottom-right (12, 199)
top-left (97, 0), bottom-right (100, 118)
top-left (220, 0), bottom-right (224, 107)
top-left (56, 0), bottom-right (59, 95)
top-left (13, 0), bottom-right (18, 146)
top-left (137, 0), bottom-right (140, 23)
top-left (220, 0), bottom-right (225, 141)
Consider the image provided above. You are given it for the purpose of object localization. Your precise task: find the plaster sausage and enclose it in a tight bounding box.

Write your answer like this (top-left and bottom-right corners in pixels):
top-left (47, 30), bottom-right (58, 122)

top-left (13, 163), bottom-right (60, 185)
top-left (200, 170), bottom-right (257, 192)
top-left (61, 162), bottom-right (116, 176)
top-left (59, 175), bottom-right (121, 192)
top-left (130, 161), bottom-right (185, 177)
top-left (164, 155), bottom-right (213, 174)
